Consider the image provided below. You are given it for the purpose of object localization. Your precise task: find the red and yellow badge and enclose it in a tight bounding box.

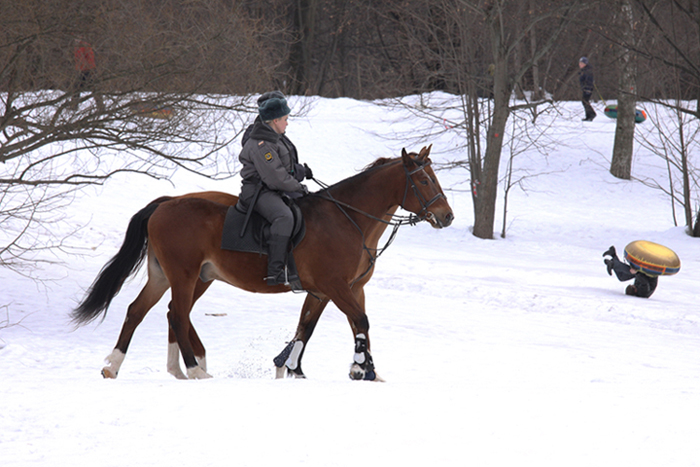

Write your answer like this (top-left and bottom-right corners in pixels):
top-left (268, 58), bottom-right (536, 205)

top-left (264, 152), bottom-right (273, 162)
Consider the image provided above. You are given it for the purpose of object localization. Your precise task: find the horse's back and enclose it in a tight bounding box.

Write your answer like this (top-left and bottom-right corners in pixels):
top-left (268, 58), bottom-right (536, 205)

top-left (177, 191), bottom-right (238, 206)
top-left (148, 197), bottom-right (229, 256)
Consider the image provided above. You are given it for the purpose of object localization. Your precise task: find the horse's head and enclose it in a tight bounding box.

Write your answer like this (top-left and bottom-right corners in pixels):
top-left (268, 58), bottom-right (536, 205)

top-left (400, 145), bottom-right (454, 228)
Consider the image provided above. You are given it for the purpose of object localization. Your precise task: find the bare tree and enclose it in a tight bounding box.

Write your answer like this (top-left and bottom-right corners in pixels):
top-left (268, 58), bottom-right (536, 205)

top-left (464, 0), bottom-right (584, 238)
top-left (1, 0), bottom-right (279, 273)
top-left (635, 102), bottom-right (700, 235)
top-left (369, 0), bottom-right (585, 238)
top-left (622, 0), bottom-right (700, 236)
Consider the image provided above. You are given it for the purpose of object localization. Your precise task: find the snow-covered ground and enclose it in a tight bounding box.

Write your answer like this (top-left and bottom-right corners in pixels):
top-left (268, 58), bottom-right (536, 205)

top-left (2, 96), bottom-right (699, 466)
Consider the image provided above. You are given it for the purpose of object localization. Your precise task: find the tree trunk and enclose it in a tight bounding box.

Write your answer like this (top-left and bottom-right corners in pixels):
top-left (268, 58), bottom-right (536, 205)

top-left (473, 18), bottom-right (510, 239)
top-left (288, 0), bottom-right (317, 95)
top-left (610, 0), bottom-right (637, 180)
top-left (529, 0), bottom-right (543, 100)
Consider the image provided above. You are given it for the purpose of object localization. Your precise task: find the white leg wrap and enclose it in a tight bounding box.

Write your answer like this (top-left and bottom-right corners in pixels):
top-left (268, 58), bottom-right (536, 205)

top-left (196, 356), bottom-right (207, 373)
top-left (167, 342), bottom-right (187, 380)
top-left (285, 341), bottom-right (304, 370)
top-left (102, 349), bottom-right (126, 378)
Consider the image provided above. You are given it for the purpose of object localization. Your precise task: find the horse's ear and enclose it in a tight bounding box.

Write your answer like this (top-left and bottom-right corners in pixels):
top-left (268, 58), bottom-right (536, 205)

top-left (419, 144), bottom-right (432, 160)
top-left (401, 148), bottom-right (411, 165)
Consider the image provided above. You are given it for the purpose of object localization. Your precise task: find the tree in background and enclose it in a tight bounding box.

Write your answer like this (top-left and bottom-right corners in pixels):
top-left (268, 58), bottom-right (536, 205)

top-left (610, 0), bottom-right (639, 180)
top-left (377, 0), bottom-right (585, 239)
top-left (0, 0), bottom-right (279, 272)
top-left (627, 0), bottom-right (700, 235)
top-left (636, 102), bottom-right (700, 235)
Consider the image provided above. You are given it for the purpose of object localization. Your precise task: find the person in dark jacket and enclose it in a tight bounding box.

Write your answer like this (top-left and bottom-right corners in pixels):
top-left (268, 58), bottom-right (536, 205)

top-left (238, 91), bottom-right (312, 286)
top-left (578, 57), bottom-right (596, 121)
top-left (602, 246), bottom-right (658, 298)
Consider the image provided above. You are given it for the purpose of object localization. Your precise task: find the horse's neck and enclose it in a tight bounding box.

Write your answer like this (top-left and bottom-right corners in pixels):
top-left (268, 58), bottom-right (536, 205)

top-left (330, 163), bottom-right (404, 229)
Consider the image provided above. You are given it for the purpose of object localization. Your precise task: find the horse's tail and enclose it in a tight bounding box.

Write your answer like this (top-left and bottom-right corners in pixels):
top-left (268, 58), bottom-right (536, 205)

top-left (72, 196), bottom-right (173, 325)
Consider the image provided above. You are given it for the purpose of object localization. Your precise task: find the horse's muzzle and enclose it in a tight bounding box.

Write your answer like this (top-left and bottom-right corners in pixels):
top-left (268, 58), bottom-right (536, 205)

top-left (426, 210), bottom-right (454, 228)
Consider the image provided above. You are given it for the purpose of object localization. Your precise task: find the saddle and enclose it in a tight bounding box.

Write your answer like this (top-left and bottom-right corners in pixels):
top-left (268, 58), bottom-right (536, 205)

top-left (220, 199), bottom-right (305, 256)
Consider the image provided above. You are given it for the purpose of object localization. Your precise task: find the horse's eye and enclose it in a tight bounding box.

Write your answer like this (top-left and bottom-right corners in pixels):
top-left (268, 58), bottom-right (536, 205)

top-left (419, 180), bottom-right (429, 186)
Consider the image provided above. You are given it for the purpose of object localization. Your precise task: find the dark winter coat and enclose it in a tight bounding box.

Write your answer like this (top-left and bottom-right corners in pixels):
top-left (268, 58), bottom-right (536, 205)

top-left (609, 256), bottom-right (658, 298)
top-left (579, 64), bottom-right (594, 96)
top-left (238, 117), bottom-right (306, 210)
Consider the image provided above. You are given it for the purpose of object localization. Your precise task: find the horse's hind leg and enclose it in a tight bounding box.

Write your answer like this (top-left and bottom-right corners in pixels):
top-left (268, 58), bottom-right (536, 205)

top-left (167, 277), bottom-right (211, 379)
top-left (103, 273), bottom-right (169, 378)
top-left (167, 280), bottom-right (213, 379)
top-left (274, 294), bottom-right (330, 379)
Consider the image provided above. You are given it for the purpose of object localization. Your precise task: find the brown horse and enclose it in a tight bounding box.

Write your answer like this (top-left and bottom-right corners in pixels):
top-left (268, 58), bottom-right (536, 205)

top-left (72, 146), bottom-right (453, 380)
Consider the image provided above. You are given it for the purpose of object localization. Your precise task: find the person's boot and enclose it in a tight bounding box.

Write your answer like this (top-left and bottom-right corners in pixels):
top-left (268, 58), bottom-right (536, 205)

top-left (602, 246), bottom-right (617, 259)
top-left (284, 252), bottom-right (303, 291)
top-left (265, 235), bottom-right (290, 286)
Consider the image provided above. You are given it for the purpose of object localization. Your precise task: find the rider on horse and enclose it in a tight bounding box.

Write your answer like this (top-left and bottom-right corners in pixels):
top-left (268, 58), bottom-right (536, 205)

top-left (238, 91), bottom-right (313, 286)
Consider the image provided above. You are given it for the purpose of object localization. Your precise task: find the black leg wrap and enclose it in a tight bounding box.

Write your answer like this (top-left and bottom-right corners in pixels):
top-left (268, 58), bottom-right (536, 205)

top-left (273, 341), bottom-right (295, 368)
top-left (350, 334), bottom-right (376, 381)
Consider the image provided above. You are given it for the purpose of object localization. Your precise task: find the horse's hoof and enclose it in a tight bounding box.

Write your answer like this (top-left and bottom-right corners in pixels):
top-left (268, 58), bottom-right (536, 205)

top-left (275, 366), bottom-right (307, 379)
top-left (349, 364), bottom-right (383, 381)
top-left (187, 366), bottom-right (212, 379)
top-left (101, 367), bottom-right (117, 379)
top-left (349, 363), bottom-right (365, 380)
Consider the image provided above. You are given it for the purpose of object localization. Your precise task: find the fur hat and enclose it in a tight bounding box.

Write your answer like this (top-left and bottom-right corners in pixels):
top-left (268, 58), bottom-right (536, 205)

top-left (258, 91), bottom-right (291, 122)
top-left (579, 57), bottom-right (589, 65)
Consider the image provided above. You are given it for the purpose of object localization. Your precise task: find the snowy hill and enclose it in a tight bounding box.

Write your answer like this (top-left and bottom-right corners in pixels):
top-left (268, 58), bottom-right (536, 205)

top-left (1, 96), bottom-right (698, 467)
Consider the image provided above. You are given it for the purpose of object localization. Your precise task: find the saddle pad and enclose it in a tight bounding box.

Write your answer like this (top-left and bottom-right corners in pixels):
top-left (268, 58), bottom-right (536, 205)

top-left (221, 206), bottom-right (266, 253)
top-left (220, 204), bottom-right (306, 254)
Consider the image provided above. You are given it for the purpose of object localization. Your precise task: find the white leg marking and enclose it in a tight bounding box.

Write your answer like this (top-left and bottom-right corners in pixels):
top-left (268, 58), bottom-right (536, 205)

top-left (196, 356), bottom-right (207, 373)
top-left (102, 349), bottom-right (126, 378)
top-left (285, 341), bottom-right (304, 370)
top-left (167, 342), bottom-right (187, 380)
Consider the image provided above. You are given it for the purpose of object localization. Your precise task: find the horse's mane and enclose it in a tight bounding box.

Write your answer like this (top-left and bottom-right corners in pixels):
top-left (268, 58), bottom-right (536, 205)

top-left (297, 154), bottom-right (421, 210)
top-left (315, 156), bottom-right (402, 194)
top-left (363, 157), bottom-right (398, 171)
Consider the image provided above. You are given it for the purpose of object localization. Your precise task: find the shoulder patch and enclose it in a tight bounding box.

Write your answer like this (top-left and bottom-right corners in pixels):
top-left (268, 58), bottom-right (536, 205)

top-left (264, 152), bottom-right (273, 162)
top-left (258, 141), bottom-right (265, 146)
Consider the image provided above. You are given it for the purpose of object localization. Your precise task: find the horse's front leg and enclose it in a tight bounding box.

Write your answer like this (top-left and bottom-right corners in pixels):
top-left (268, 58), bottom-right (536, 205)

top-left (343, 286), bottom-right (382, 382)
top-left (274, 294), bottom-right (329, 378)
top-left (324, 284), bottom-right (382, 381)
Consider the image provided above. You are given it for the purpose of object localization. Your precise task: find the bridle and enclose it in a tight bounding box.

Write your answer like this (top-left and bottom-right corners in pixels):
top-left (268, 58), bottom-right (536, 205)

top-left (313, 157), bottom-right (445, 227)
top-left (401, 156), bottom-right (447, 226)
top-left (308, 157), bottom-right (446, 287)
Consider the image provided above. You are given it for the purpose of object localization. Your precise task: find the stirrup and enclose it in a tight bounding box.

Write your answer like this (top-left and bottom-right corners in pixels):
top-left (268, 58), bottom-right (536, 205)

top-left (266, 268), bottom-right (303, 291)
top-left (265, 270), bottom-right (286, 286)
